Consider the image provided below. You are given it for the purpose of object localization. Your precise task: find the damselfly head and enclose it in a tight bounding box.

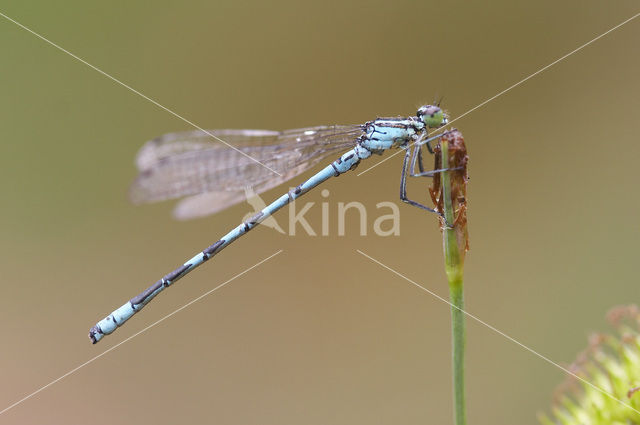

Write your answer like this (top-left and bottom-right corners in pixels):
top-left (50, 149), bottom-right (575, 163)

top-left (417, 105), bottom-right (448, 128)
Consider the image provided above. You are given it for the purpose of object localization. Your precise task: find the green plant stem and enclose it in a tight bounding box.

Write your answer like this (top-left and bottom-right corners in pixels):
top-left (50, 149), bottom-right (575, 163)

top-left (440, 141), bottom-right (467, 425)
top-left (449, 282), bottom-right (466, 425)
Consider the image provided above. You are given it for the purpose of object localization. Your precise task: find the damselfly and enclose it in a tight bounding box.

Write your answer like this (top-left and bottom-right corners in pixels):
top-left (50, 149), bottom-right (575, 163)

top-left (89, 105), bottom-right (450, 343)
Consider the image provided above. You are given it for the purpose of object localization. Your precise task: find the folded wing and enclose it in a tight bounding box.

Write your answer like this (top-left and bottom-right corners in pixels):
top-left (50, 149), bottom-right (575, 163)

top-left (130, 126), bottom-right (362, 218)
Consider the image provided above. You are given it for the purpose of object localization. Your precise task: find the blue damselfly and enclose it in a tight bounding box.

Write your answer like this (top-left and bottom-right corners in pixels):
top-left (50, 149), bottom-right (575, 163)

top-left (89, 105), bottom-right (450, 343)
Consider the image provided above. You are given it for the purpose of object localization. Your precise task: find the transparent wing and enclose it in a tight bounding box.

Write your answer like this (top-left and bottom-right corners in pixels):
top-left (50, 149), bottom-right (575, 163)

top-left (172, 164), bottom-right (309, 220)
top-left (129, 126), bottom-right (362, 209)
top-left (172, 191), bottom-right (247, 220)
top-left (134, 129), bottom-right (281, 172)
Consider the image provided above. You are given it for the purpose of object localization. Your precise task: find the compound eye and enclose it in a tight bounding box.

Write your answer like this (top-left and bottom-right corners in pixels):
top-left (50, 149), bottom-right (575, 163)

top-left (418, 105), bottom-right (441, 118)
top-left (418, 105), bottom-right (445, 128)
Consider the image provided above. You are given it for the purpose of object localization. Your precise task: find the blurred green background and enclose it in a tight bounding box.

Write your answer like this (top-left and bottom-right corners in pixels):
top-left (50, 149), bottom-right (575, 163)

top-left (0, 1), bottom-right (638, 424)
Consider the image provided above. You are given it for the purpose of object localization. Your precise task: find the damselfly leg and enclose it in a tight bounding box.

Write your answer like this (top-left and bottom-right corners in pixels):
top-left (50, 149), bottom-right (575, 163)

top-left (399, 134), bottom-right (460, 227)
top-left (399, 138), bottom-right (440, 215)
top-left (410, 134), bottom-right (463, 177)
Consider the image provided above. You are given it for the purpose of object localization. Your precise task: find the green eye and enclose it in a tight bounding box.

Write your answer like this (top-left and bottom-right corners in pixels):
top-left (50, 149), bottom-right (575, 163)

top-left (425, 110), bottom-right (445, 128)
top-left (418, 105), bottom-right (447, 128)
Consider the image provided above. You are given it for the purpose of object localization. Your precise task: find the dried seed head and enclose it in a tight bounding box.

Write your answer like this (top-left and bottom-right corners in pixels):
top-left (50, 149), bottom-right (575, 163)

top-left (429, 129), bottom-right (470, 257)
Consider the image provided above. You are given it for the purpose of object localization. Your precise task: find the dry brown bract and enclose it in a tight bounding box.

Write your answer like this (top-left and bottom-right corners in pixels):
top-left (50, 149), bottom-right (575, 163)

top-left (429, 129), bottom-right (469, 255)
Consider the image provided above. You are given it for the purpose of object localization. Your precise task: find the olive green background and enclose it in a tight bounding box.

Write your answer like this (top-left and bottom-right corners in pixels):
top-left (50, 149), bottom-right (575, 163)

top-left (0, 1), bottom-right (638, 424)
